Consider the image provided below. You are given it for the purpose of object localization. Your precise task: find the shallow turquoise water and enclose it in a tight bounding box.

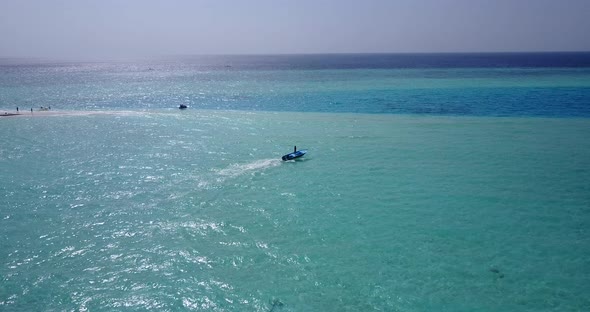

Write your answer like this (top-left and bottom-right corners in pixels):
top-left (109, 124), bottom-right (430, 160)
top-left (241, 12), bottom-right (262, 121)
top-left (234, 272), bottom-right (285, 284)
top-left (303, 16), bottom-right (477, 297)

top-left (1, 111), bottom-right (589, 311)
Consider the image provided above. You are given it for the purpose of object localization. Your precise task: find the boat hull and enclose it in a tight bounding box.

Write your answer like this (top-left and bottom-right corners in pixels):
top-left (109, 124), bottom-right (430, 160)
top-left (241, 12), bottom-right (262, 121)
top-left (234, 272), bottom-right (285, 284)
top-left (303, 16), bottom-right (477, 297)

top-left (282, 149), bottom-right (307, 161)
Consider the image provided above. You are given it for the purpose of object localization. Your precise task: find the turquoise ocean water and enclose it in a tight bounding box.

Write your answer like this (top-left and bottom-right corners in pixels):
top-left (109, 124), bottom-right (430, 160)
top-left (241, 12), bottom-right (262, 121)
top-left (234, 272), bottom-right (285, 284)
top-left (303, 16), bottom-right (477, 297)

top-left (1, 54), bottom-right (590, 311)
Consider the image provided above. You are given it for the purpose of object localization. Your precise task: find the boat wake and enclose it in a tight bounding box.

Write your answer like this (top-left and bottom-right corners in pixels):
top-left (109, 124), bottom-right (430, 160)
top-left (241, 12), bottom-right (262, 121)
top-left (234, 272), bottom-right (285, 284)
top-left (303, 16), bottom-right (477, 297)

top-left (216, 158), bottom-right (282, 179)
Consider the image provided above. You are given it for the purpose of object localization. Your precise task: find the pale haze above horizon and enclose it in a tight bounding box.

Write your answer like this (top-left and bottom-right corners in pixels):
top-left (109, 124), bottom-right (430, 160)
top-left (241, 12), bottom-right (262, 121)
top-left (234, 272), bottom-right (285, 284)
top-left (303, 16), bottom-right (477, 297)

top-left (1, 0), bottom-right (589, 59)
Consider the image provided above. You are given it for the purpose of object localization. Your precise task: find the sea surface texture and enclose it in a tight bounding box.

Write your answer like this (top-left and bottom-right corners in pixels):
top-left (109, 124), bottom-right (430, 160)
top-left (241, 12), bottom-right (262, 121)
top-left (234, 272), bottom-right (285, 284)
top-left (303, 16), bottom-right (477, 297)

top-left (1, 54), bottom-right (590, 311)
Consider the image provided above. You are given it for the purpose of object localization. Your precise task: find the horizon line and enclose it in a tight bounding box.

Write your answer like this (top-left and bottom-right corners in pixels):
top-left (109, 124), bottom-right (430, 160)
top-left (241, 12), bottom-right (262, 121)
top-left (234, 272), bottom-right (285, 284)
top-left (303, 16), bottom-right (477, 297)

top-left (1, 50), bottom-right (590, 62)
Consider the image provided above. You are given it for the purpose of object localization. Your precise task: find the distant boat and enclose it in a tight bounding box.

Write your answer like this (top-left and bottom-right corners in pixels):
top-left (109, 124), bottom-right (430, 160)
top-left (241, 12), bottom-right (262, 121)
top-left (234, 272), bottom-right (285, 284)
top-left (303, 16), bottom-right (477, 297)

top-left (282, 149), bottom-right (307, 161)
top-left (179, 104), bottom-right (188, 109)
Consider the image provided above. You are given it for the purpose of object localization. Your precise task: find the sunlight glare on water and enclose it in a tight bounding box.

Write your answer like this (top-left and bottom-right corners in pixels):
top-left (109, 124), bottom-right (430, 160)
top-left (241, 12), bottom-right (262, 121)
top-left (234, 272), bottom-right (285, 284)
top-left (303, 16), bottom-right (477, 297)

top-left (1, 110), bottom-right (589, 311)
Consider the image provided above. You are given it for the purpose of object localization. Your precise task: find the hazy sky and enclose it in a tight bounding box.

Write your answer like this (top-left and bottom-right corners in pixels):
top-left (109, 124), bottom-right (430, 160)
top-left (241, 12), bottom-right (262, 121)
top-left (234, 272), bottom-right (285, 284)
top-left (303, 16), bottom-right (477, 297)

top-left (1, 0), bottom-right (589, 58)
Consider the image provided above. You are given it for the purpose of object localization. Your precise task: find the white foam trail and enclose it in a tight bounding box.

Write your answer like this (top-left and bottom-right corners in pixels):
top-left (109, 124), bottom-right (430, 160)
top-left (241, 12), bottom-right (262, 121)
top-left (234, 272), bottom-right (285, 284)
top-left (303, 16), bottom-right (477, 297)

top-left (216, 158), bottom-right (281, 178)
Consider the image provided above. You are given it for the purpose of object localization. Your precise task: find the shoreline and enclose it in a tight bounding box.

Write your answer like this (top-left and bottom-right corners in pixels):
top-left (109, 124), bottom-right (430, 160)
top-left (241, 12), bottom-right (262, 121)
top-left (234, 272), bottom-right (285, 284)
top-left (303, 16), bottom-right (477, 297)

top-left (1, 110), bottom-right (67, 117)
top-left (1, 112), bottom-right (22, 117)
top-left (0, 110), bottom-right (147, 118)
top-left (2, 108), bottom-right (590, 122)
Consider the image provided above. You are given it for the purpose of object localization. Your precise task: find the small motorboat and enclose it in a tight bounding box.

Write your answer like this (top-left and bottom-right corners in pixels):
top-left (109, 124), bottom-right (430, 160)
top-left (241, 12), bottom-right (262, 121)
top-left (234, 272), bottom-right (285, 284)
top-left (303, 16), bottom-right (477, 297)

top-left (282, 149), bottom-right (307, 161)
top-left (179, 104), bottom-right (188, 109)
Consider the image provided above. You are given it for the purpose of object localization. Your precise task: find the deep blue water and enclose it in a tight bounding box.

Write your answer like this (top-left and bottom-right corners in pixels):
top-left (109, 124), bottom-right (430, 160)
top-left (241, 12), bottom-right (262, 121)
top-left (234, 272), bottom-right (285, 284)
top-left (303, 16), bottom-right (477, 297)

top-left (172, 52), bottom-right (590, 70)
top-left (1, 53), bottom-right (590, 117)
top-left (3, 52), bottom-right (590, 70)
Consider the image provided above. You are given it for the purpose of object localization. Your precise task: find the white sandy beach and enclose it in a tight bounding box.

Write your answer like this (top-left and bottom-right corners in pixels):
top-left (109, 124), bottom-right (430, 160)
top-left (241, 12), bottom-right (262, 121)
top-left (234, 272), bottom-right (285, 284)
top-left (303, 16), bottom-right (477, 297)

top-left (0, 109), bottom-right (151, 118)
